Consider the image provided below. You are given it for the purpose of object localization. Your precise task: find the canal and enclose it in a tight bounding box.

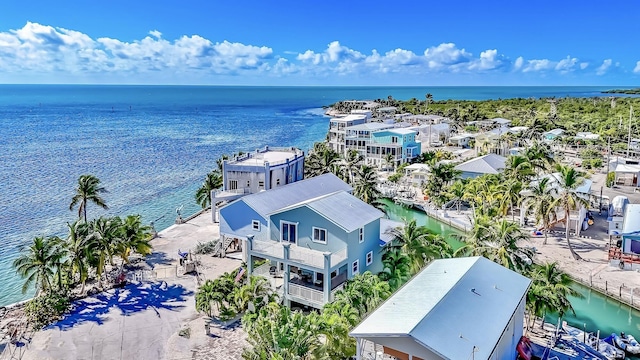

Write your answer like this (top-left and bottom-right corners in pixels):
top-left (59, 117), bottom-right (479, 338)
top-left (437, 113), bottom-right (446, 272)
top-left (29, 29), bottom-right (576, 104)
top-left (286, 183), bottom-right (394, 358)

top-left (382, 199), bottom-right (640, 357)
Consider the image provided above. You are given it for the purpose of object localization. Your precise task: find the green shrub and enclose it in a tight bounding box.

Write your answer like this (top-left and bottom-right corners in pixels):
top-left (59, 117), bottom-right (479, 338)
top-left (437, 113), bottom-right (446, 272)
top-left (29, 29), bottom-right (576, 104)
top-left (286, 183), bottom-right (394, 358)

top-left (195, 240), bottom-right (218, 254)
top-left (24, 291), bottom-right (71, 330)
top-left (606, 172), bottom-right (616, 187)
top-left (388, 173), bottom-right (402, 183)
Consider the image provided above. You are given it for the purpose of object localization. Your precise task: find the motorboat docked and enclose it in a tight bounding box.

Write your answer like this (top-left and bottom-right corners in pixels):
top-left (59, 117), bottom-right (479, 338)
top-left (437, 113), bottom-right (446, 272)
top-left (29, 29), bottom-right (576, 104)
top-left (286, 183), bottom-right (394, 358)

top-left (561, 322), bottom-right (624, 360)
top-left (603, 332), bottom-right (640, 355)
top-left (517, 335), bottom-right (609, 360)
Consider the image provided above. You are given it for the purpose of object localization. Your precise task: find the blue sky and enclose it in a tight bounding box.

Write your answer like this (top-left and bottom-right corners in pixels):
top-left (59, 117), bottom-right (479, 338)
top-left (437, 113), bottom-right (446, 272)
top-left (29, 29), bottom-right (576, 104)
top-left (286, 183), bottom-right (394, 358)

top-left (1, 0), bottom-right (639, 86)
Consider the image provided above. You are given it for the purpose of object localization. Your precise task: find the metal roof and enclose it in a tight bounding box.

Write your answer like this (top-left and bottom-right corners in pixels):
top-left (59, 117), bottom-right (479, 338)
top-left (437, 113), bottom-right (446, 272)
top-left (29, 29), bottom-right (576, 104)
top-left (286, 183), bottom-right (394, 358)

top-left (622, 204), bottom-right (640, 234)
top-left (454, 154), bottom-right (506, 174)
top-left (345, 123), bottom-right (394, 131)
top-left (350, 256), bottom-right (531, 360)
top-left (237, 173), bottom-right (353, 218)
top-left (304, 191), bottom-right (385, 232)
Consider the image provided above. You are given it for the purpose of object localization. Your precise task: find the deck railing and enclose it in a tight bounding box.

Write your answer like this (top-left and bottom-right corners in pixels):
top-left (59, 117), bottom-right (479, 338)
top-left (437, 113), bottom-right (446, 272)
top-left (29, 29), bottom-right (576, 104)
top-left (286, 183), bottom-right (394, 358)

top-left (288, 283), bottom-right (324, 306)
top-left (250, 239), bottom-right (347, 269)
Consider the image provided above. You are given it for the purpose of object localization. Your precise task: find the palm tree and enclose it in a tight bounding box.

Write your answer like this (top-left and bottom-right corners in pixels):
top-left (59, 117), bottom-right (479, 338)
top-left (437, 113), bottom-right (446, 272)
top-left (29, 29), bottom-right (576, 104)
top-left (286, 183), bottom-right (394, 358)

top-left (233, 276), bottom-right (276, 312)
top-left (305, 142), bottom-right (342, 178)
top-left (424, 162), bottom-right (460, 206)
top-left (70, 174), bottom-right (108, 223)
top-left (501, 178), bottom-right (523, 221)
top-left (65, 220), bottom-right (91, 293)
top-left (378, 248), bottom-right (411, 290)
top-left (504, 155), bottom-right (535, 183)
top-left (524, 142), bottom-right (555, 176)
top-left (352, 165), bottom-right (381, 205)
top-left (425, 93), bottom-right (433, 113)
top-left (195, 171), bottom-right (223, 209)
top-left (87, 216), bottom-right (122, 286)
top-left (446, 179), bottom-right (467, 214)
top-left (524, 177), bottom-right (558, 245)
top-left (331, 272), bottom-right (391, 319)
top-left (116, 215), bottom-right (153, 267)
top-left (385, 219), bottom-right (451, 274)
top-left (341, 149), bottom-right (364, 184)
top-left (383, 153), bottom-right (395, 172)
top-left (483, 220), bottom-right (534, 273)
top-left (195, 279), bottom-right (218, 317)
top-left (527, 262), bottom-right (580, 328)
top-left (553, 165), bottom-right (589, 260)
top-left (13, 236), bottom-right (64, 294)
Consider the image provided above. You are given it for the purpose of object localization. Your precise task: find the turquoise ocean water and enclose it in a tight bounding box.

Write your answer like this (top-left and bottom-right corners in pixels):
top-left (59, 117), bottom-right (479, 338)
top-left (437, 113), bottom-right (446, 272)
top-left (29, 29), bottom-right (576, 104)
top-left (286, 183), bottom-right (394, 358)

top-left (0, 85), bottom-right (618, 306)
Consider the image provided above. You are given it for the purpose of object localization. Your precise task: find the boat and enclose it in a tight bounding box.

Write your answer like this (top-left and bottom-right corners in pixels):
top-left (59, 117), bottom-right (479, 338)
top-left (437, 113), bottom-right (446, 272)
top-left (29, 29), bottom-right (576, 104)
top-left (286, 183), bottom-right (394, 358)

top-left (561, 322), bottom-right (624, 359)
top-left (517, 335), bottom-right (609, 360)
top-left (603, 332), bottom-right (640, 355)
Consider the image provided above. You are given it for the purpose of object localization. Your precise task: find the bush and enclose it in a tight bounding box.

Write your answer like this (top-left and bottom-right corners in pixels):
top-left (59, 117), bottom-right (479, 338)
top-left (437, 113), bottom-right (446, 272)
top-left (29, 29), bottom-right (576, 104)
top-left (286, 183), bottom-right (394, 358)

top-left (606, 172), bottom-right (616, 187)
top-left (195, 240), bottom-right (218, 254)
top-left (24, 291), bottom-right (71, 330)
top-left (388, 173), bottom-right (402, 183)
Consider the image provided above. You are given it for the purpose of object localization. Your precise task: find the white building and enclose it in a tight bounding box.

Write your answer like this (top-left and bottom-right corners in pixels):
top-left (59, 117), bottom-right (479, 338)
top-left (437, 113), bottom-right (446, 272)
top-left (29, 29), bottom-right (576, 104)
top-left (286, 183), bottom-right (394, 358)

top-left (350, 256), bottom-right (531, 360)
top-left (345, 122), bottom-right (395, 158)
top-left (328, 114), bottom-right (367, 154)
top-left (211, 146), bottom-right (305, 222)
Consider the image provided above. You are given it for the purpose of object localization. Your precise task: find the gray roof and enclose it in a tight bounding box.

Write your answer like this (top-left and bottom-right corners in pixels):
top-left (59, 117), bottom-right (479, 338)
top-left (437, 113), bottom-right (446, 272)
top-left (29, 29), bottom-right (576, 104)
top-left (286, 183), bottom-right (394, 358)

top-left (303, 191), bottom-right (385, 232)
top-left (236, 173), bottom-right (353, 218)
top-left (454, 154), bottom-right (506, 174)
top-left (350, 257), bottom-right (531, 360)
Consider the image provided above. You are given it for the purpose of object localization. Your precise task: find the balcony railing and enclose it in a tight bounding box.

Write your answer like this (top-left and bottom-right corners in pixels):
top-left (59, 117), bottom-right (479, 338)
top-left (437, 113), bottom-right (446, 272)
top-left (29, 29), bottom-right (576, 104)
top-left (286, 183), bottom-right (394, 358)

top-left (287, 279), bottom-right (347, 306)
top-left (250, 239), bottom-right (348, 269)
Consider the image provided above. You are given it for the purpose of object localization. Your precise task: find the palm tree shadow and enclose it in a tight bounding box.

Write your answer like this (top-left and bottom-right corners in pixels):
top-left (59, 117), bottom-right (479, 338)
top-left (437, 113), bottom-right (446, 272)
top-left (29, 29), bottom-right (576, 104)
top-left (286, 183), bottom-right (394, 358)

top-left (49, 282), bottom-right (193, 331)
top-left (145, 251), bottom-right (174, 267)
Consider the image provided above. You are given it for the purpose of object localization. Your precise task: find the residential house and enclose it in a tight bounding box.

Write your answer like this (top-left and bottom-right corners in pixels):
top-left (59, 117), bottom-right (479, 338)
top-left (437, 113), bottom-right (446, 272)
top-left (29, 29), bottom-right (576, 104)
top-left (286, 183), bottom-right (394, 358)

top-left (345, 122), bottom-right (395, 158)
top-left (328, 114), bottom-right (368, 154)
top-left (366, 128), bottom-right (421, 168)
top-left (575, 132), bottom-right (600, 141)
top-left (619, 204), bottom-right (640, 258)
top-left (403, 163), bottom-right (431, 186)
top-left (219, 173), bottom-right (388, 309)
top-left (350, 256), bottom-right (531, 360)
top-left (520, 173), bottom-right (593, 236)
top-left (211, 146), bottom-right (305, 222)
top-left (448, 134), bottom-right (474, 148)
top-left (454, 153), bottom-right (507, 179)
top-left (542, 128), bottom-right (565, 142)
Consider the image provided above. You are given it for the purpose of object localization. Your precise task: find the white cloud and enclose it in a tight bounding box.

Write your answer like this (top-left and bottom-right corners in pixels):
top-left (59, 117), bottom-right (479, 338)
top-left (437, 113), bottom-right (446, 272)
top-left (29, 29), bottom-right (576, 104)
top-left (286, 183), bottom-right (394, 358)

top-left (522, 59), bottom-right (554, 72)
top-left (513, 56), bottom-right (524, 71)
top-left (580, 62), bottom-right (589, 70)
top-left (596, 59), bottom-right (612, 75)
top-left (555, 56), bottom-right (578, 73)
top-left (635, 61), bottom-right (640, 73)
top-left (149, 30), bottom-right (162, 39)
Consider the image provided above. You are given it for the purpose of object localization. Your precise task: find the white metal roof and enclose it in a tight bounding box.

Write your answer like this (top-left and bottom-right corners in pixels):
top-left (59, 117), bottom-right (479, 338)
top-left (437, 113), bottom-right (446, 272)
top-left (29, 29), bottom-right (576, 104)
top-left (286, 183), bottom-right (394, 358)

top-left (350, 256), bottom-right (531, 360)
top-left (305, 191), bottom-right (384, 232)
top-left (622, 204), bottom-right (640, 234)
top-left (235, 173), bottom-right (352, 218)
top-left (345, 123), bottom-right (394, 131)
top-left (330, 114), bottom-right (367, 122)
top-left (615, 164), bottom-right (640, 173)
top-left (454, 154), bottom-right (506, 175)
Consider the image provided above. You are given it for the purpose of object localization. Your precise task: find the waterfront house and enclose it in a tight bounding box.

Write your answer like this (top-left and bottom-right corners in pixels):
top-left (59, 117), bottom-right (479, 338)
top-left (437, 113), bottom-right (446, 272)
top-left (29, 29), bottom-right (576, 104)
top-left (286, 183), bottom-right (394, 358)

top-left (211, 146), bottom-right (305, 222)
top-left (350, 256), bottom-right (531, 360)
top-left (454, 153), bottom-right (507, 179)
top-left (366, 128), bottom-right (421, 169)
top-left (328, 114), bottom-right (368, 154)
top-left (448, 133), bottom-right (474, 148)
top-left (520, 173), bottom-right (593, 236)
top-left (219, 173), bottom-right (387, 309)
top-left (345, 122), bottom-right (395, 158)
top-left (620, 204), bottom-right (640, 255)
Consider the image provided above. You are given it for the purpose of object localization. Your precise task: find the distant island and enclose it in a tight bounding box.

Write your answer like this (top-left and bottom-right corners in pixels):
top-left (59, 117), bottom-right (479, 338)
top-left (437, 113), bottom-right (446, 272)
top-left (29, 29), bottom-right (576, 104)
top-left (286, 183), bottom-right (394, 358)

top-left (602, 88), bottom-right (640, 94)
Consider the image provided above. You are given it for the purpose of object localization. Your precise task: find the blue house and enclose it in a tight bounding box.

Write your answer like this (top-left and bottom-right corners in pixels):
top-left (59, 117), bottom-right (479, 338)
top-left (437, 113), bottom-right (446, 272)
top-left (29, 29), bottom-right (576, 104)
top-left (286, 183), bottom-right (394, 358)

top-left (219, 173), bottom-right (386, 309)
top-left (366, 128), bottom-right (421, 169)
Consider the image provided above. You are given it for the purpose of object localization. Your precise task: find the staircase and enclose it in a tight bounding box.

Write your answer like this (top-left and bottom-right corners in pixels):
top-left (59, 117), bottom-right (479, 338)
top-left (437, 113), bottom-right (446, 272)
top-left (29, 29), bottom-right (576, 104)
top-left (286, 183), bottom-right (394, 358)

top-left (212, 237), bottom-right (234, 257)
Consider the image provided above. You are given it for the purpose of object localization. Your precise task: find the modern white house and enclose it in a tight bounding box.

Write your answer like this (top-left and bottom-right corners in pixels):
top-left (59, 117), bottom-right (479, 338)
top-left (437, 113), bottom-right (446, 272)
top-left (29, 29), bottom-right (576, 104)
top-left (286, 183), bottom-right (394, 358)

top-left (350, 256), bottom-right (531, 360)
top-left (211, 146), bottom-right (305, 222)
top-left (454, 153), bottom-right (507, 179)
top-left (219, 173), bottom-right (391, 309)
top-left (403, 163), bottom-right (431, 186)
top-left (366, 128), bottom-right (422, 168)
top-left (328, 114), bottom-right (368, 154)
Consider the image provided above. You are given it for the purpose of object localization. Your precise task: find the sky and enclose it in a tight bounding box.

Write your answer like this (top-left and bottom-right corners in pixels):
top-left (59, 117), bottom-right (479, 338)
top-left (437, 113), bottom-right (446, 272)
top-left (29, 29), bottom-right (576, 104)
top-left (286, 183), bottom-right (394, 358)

top-left (1, 0), bottom-right (640, 86)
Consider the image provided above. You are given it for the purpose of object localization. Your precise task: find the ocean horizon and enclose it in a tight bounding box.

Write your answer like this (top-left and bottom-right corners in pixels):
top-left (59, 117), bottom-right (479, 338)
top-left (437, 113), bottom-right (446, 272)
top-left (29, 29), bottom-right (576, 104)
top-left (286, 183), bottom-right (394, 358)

top-left (0, 84), bottom-right (623, 306)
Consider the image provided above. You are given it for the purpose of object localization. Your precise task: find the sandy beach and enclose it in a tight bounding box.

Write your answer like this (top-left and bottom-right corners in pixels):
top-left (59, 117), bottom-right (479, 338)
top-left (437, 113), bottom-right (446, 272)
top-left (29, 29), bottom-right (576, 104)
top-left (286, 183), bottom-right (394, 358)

top-left (4, 210), bottom-right (247, 360)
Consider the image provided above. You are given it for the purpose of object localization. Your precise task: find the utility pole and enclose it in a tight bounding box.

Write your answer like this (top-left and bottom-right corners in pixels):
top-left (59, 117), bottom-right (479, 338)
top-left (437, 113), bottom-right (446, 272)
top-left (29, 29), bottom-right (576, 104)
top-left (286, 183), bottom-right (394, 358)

top-left (627, 105), bottom-right (633, 158)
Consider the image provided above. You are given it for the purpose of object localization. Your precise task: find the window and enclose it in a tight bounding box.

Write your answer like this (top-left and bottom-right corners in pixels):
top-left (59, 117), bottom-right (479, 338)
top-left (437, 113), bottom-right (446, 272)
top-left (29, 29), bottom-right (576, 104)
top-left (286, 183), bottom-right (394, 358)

top-left (258, 181), bottom-right (264, 188)
top-left (331, 270), bottom-right (338, 278)
top-left (391, 136), bottom-right (398, 143)
top-left (246, 180), bottom-right (250, 187)
top-left (312, 227), bottom-right (327, 244)
top-left (366, 251), bottom-right (373, 266)
top-left (281, 221), bottom-right (297, 244)
top-left (276, 178), bottom-right (281, 185)
top-left (228, 180), bottom-right (238, 190)
top-left (359, 228), bottom-right (364, 243)
top-left (352, 259), bottom-right (359, 275)
top-left (252, 220), bottom-right (260, 231)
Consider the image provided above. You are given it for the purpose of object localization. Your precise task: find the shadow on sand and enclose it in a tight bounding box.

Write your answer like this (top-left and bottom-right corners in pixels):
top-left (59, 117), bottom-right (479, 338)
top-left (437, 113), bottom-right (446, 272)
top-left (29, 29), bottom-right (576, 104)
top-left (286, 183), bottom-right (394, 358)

top-left (49, 281), bottom-right (193, 331)
top-left (145, 251), bottom-right (175, 267)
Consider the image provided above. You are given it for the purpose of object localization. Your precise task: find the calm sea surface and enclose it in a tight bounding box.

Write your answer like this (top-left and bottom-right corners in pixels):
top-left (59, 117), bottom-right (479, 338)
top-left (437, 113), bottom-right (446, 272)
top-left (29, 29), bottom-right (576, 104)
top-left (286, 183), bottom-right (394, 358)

top-left (0, 85), bottom-right (618, 306)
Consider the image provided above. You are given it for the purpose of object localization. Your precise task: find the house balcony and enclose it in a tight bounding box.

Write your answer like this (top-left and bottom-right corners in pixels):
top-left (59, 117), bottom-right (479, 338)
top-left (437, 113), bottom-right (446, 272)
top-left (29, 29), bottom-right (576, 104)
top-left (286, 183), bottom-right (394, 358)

top-left (253, 262), bottom-right (348, 307)
top-left (249, 238), bottom-right (348, 269)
